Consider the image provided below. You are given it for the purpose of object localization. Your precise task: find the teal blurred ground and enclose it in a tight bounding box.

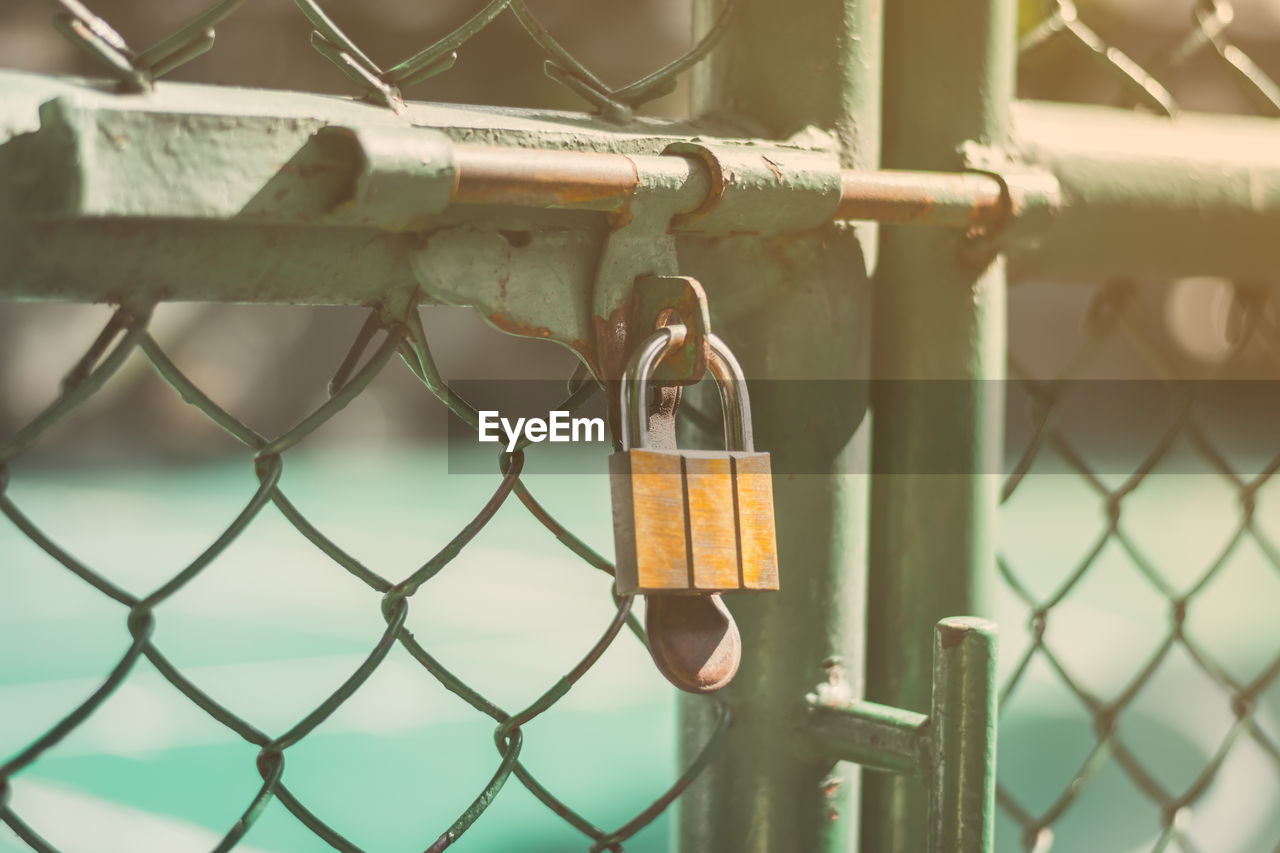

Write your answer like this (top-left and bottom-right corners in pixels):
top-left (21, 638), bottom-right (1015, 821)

top-left (1, 447), bottom-right (1278, 851)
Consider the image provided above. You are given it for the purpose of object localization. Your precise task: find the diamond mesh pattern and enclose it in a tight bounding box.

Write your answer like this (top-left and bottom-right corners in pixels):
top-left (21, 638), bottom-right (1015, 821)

top-left (0, 303), bottom-right (728, 852)
top-left (46, 0), bottom-right (732, 119)
top-left (1004, 3), bottom-right (1280, 847)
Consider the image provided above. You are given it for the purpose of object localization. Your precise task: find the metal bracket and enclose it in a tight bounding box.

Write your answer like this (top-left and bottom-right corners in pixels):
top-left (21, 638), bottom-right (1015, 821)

top-left (959, 141), bottom-right (1061, 262)
top-left (588, 152), bottom-right (705, 380)
top-left (409, 147), bottom-right (712, 381)
top-left (806, 617), bottom-right (999, 852)
top-left (589, 142), bottom-right (841, 381)
top-left (631, 275), bottom-right (711, 385)
top-left (666, 141), bottom-right (843, 236)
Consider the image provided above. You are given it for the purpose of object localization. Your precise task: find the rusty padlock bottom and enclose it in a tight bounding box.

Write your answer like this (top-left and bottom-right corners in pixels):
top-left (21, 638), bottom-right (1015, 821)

top-left (644, 594), bottom-right (741, 693)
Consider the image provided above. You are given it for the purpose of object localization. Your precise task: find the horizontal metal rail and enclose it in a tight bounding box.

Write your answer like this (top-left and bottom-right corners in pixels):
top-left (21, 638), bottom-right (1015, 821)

top-left (0, 71), bottom-right (1015, 234)
top-left (836, 170), bottom-right (1005, 227)
top-left (445, 103), bottom-right (1280, 274)
top-left (450, 145), bottom-right (1008, 229)
top-left (7, 71), bottom-right (1280, 300)
top-left (1012, 99), bottom-right (1280, 280)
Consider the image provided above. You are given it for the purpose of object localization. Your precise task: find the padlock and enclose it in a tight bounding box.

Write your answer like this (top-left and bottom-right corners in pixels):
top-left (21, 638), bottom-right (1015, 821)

top-left (609, 325), bottom-right (779, 596)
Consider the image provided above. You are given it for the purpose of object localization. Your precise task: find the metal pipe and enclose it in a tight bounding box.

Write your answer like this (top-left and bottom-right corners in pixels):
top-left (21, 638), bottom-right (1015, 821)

top-left (806, 697), bottom-right (929, 777)
top-left (836, 170), bottom-right (1005, 228)
top-left (19, 70), bottom-right (1280, 271)
top-left (805, 614), bottom-right (999, 850)
top-left (1013, 98), bottom-right (1280, 280)
top-left (677, 0), bottom-right (880, 849)
top-left (864, 0), bottom-right (1012, 847)
top-left (453, 146), bottom-right (642, 212)
top-left (452, 143), bottom-right (1009, 228)
top-left (930, 618), bottom-right (998, 853)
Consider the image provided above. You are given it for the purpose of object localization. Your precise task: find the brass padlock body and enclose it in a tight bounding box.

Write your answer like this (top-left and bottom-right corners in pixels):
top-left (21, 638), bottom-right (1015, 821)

top-left (610, 448), bottom-right (778, 595)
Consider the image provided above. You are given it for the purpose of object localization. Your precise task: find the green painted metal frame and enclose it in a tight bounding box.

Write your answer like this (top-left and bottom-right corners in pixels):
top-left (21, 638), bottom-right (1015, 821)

top-left (10, 0), bottom-right (1280, 847)
top-left (809, 618), bottom-right (998, 852)
top-left (675, 0), bottom-right (878, 848)
top-left (863, 0), bottom-right (1012, 849)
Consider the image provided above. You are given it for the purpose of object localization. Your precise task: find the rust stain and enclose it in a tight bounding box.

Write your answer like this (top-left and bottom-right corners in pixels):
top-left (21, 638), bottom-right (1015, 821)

top-left (591, 298), bottom-right (633, 381)
top-left (939, 622), bottom-right (967, 649)
top-left (487, 311), bottom-right (593, 370)
top-left (670, 145), bottom-right (726, 228)
top-left (966, 179), bottom-right (1008, 238)
top-left (454, 146), bottom-right (638, 211)
top-left (761, 155), bottom-right (784, 182)
top-left (837, 171), bottom-right (938, 223)
top-left (609, 206), bottom-right (634, 230)
top-left (736, 454), bottom-right (779, 590)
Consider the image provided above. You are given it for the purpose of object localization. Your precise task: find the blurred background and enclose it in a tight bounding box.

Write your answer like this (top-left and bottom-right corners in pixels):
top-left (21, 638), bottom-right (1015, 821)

top-left (2, 0), bottom-right (1280, 851)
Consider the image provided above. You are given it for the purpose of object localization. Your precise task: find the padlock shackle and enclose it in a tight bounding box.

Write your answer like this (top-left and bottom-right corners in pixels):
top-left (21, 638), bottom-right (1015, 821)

top-left (706, 333), bottom-right (753, 453)
top-left (620, 324), bottom-right (684, 451)
top-left (619, 325), bottom-right (754, 452)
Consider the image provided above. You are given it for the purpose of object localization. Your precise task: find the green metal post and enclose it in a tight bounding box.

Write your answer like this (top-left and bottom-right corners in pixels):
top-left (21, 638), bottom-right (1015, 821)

top-left (930, 617), bottom-right (998, 852)
top-left (806, 616), bottom-right (998, 851)
top-left (864, 0), bottom-right (1014, 849)
top-left (677, 0), bottom-right (880, 850)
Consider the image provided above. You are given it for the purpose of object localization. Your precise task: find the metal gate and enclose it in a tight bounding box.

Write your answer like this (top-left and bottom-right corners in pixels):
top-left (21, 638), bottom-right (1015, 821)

top-left (1, 0), bottom-right (1277, 851)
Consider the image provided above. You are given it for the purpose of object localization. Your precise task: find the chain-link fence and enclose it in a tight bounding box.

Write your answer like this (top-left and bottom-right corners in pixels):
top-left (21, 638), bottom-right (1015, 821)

top-left (999, 2), bottom-right (1280, 849)
top-left (7, 0), bottom-right (1280, 851)
top-left (34, 0), bottom-right (722, 118)
top-left (0, 4), bottom-right (740, 848)
top-left (0, 300), bottom-right (730, 852)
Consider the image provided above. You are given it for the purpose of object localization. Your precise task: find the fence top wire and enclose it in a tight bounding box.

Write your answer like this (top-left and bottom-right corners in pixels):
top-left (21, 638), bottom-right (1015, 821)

top-left (0, 300), bottom-right (729, 852)
top-left (45, 0), bottom-right (735, 120)
top-left (1018, 0), bottom-right (1280, 117)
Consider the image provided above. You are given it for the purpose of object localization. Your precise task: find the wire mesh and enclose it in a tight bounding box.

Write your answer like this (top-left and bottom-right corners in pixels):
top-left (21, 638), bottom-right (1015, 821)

top-left (0, 302), bottom-right (730, 852)
top-left (43, 0), bottom-right (732, 119)
top-left (3, 3), bottom-right (738, 847)
top-left (11, 0), bottom-right (1280, 850)
top-left (1018, 0), bottom-right (1280, 116)
top-left (1003, 2), bottom-right (1280, 850)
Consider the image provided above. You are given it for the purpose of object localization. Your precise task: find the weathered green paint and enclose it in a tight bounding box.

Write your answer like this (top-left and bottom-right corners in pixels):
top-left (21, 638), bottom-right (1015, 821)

top-left (805, 697), bottom-right (929, 779)
top-left (316, 125), bottom-right (456, 232)
top-left (864, 0), bottom-right (1012, 848)
top-left (1014, 99), bottom-right (1280, 280)
top-left (0, 220), bottom-right (424, 307)
top-left (4, 0), bottom-right (1280, 848)
top-left (10, 70), bottom-right (1280, 324)
top-left (586, 157), bottom-right (703, 378)
top-left (805, 616), bottom-right (998, 850)
top-left (666, 142), bottom-right (843, 235)
top-left (677, 0), bottom-right (879, 850)
top-left (929, 617), bottom-right (998, 853)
